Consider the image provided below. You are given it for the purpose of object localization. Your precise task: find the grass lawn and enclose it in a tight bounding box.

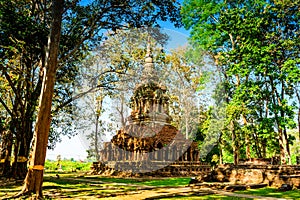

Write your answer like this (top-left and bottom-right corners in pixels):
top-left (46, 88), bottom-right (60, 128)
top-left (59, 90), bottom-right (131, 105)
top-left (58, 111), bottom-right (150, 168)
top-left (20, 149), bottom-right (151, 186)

top-left (236, 187), bottom-right (300, 199)
top-left (157, 187), bottom-right (300, 200)
top-left (158, 196), bottom-right (252, 200)
top-left (0, 172), bottom-right (299, 199)
top-left (93, 176), bottom-right (191, 187)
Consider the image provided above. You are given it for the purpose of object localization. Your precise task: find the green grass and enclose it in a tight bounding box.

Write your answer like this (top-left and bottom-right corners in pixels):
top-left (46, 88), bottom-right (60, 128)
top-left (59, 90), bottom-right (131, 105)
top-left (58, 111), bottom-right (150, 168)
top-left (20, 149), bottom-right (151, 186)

top-left (91, 177), bottom-right (191, 187)
top-left (136, 177), bottom-right (190, 187)
top-left (84, 176), bottom-right (144, 184)
top-left (45, 159), bottom-right (92, 171)
top-left (0, 185), bottom-right (23, 197)
top-left (0, 172), bottom-right (299, 200)
top-left (160, 195), bottom-right (251, 200)
top-left (236, 187), bottom-right (300, 199)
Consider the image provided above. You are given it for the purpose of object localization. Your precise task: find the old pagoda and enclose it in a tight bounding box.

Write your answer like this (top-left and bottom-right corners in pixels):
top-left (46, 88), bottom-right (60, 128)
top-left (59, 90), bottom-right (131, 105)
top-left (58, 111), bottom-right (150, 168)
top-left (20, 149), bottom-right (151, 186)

top-left (96, 39), bottom-right (205, 174)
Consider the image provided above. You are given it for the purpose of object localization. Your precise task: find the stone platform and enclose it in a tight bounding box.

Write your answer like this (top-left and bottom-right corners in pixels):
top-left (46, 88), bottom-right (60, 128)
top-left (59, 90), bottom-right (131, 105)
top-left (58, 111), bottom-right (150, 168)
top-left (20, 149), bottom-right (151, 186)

top-left (201, 164), bottom-right (300, 188)
top-left (91, 160), bottom-right (211, 177)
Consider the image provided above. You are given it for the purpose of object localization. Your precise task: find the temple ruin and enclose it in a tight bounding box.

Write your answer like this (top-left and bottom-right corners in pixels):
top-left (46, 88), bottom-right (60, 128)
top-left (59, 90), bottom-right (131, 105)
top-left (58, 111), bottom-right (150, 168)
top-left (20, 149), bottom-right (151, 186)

top-left (93, 40), bottom-right (209, 175)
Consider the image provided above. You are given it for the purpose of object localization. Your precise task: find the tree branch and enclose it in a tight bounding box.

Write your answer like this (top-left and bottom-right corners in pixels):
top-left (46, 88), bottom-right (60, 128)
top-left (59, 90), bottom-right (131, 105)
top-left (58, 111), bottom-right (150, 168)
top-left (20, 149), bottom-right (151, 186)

top-left (52, 81), bottom-right (117, 115)
top-left (0, 97), bottom-right (13, 117)
top-left (0, 65), bottom-right (22, 105)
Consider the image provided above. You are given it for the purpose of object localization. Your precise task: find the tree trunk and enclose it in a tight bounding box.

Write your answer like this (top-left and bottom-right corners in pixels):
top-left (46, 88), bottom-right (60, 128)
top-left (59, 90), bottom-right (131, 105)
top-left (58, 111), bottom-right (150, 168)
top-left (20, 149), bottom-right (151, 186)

top-left (95, 115), bottom-right (100, 161)
top-left (242, 114), bottom-right (251, 159)
top-left (185, 116), bottom-right (189, 139)
top-left (231, 121), bottom-right (239, 165)
top-left (298, 107), bottom-right (300, 140)
top-left (16, 0), bottom-right (63, 198)
top-left (15, 70), bottom-right (43, 178)
top-left (219, 133), bottom-right (223, 164)
top-left (11, 138), bottom-right (20, 178)
top-left (261, 138), bottom-right (266, 158)
top-left (0, 129), bottom-right (13, 176)
top-left (11, 129), bottom-right (33, 179)
top-left (283, 128), bottom-right (291, 165)
top-left (296, 90), bottom-right (300, 140)
top-left (278, 128), bottom-right (286, 165)
top-left (269, 77), bottom-right (287, 165)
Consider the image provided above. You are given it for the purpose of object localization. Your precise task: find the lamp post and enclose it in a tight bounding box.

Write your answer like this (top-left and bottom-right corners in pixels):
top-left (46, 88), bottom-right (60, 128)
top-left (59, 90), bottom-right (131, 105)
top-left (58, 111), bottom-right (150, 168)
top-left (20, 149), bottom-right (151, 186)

top-left (95, 94), bottom-right (103, 161)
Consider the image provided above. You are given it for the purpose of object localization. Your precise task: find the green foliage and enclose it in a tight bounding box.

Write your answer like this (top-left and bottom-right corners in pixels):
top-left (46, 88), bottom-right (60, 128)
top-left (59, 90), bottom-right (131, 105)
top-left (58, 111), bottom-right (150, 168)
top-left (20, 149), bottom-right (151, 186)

top-left (45, 160), bottom-right (92, 172)
top-left (182, 0), bottom-right (300, 164)
top-left (0, 0), bottom-right (183, 177)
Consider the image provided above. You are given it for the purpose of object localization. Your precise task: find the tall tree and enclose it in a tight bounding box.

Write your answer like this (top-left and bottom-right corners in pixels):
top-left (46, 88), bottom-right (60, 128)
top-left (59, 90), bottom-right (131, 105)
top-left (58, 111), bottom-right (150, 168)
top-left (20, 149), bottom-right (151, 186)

top-left (182, 0), bottom-right (300, 164)
top-left (163, 47), bottom-right (207, 139)
top-left (17, 0), bottom-right (64, 197)
top-left (1, 0), bottom-right (183, 181)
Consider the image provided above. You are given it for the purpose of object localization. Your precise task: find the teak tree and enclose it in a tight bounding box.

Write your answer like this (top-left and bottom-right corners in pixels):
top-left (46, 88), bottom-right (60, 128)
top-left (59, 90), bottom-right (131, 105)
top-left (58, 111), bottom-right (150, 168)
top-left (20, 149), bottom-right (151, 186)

top-left (17, 0), bottom-right (63, 197)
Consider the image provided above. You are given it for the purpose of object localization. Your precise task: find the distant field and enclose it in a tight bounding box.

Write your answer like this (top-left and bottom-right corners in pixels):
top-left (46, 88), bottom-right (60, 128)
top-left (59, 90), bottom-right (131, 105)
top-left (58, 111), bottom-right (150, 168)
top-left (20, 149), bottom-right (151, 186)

top-left (45, 159), bottom-right (92, 171)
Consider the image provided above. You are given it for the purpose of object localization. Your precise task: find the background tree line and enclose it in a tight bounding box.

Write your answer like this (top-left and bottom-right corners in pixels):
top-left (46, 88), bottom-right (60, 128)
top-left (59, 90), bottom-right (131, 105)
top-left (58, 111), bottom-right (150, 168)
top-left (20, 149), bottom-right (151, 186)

top-left (182, 0), bottom-right (300, 165)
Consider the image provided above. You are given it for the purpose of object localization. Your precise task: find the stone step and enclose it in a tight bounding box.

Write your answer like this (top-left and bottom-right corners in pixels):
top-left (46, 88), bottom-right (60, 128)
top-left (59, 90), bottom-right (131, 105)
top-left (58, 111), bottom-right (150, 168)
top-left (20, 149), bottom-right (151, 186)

top-left (279, 170), bottom-right (300, 175)
top-left (193, 183), bottom-right (268, 191)
top-left (279, 174), bottom-right (300, 178)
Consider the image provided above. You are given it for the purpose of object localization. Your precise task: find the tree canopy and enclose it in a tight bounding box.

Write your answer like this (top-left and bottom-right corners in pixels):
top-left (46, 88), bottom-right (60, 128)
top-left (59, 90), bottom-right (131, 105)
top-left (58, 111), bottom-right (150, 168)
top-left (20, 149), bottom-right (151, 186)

top-left (0, 0), bottom-right (183, 197)
top-left (182, 0), bottom-right (300, 164)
